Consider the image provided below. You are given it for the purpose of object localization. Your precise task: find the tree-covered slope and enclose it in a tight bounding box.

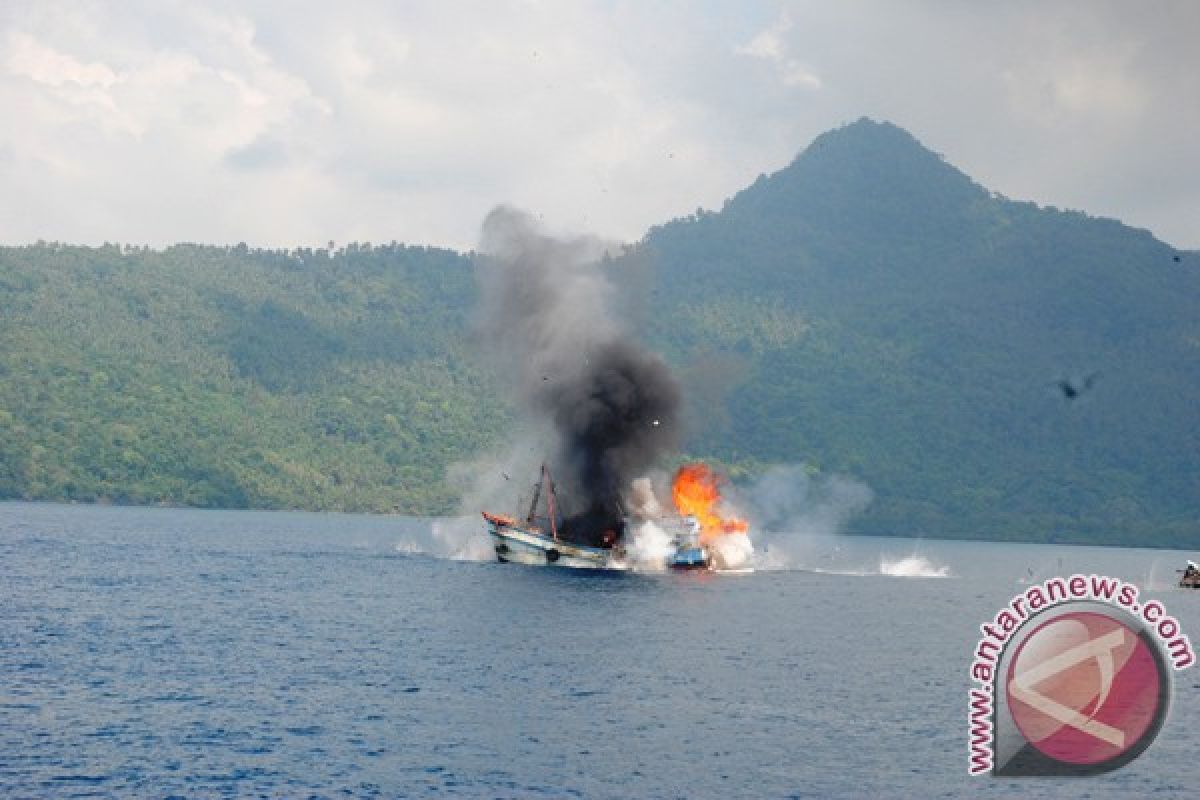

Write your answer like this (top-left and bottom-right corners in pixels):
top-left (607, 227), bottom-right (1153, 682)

top-left (0, 242), bottom-right (506, 512)
top-left (632, 118), bottom-right (1199, 546)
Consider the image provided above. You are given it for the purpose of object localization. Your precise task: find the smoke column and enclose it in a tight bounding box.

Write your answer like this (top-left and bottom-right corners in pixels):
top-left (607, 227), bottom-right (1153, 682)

top-left (476, 206), bottom-right (681, 545)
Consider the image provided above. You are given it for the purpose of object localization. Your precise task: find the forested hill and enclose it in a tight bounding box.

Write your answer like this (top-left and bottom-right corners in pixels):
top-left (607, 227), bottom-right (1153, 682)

top-left (632, 118), bottom-right (1199, 546)
top-left (1, 118), bottom-right (1197, 545)
top-left (0, 242), bottom-right (502, 513)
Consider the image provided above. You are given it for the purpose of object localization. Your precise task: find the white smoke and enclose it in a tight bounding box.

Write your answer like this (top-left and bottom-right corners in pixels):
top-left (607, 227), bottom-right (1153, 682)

top-left (741, 464), bottom-right (873, 534)
top-left (709, 531), bottom-right (754, 570)
top-left (626, 475), bottom-right (664, 517)
top-left (733, 464), bottom-right (873, 571)
top-left (394, 427), bottom-right (554, 562)
top-left (442, 430), bottom-right (551, 517)
top-left (623, 519), bottom-right (674, 572)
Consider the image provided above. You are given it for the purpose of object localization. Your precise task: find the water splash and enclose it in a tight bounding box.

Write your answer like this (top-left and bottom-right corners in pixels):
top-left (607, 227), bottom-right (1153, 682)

top-left (393, 518), bottom-right (492, 562)
top-left (879, 555), bottom-right (949, 578)
top-left (748, 534), bottom-right (951, 578)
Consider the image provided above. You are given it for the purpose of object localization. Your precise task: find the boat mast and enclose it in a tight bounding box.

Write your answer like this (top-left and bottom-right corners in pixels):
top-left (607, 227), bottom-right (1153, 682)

top-left (525, 467), bottom-right (544, 526)
top-left (543, 463), bottom-right (560, 542)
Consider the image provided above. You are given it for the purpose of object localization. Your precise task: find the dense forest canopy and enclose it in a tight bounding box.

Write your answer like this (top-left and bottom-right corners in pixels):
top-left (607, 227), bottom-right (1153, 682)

top-left (1, 119), bottom-right (1196, 546)
top-left (0, 241), bottom-right (504, 513)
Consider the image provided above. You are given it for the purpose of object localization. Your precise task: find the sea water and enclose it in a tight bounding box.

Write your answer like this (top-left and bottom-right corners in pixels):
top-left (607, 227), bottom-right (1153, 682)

top-left (2, 502), bottom-right (1198, 798)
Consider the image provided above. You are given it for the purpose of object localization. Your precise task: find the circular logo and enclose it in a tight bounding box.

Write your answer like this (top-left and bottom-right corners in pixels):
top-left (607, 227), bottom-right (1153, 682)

top-left (1005, 610), bottom-right (1168, 768)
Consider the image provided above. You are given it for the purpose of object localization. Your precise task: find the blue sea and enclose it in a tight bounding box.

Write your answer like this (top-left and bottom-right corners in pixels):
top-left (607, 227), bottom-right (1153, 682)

top-left (2, 502), bottom-right (1198, 798)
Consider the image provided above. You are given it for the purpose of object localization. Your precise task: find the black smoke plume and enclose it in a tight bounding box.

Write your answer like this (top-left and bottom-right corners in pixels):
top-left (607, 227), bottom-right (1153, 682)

top-left (476, 207), bottom-right (680, 546)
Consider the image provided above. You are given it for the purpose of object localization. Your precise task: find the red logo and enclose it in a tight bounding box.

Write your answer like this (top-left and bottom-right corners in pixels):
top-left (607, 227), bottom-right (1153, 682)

top-left (1006, 611), bottom-right (1163, 766)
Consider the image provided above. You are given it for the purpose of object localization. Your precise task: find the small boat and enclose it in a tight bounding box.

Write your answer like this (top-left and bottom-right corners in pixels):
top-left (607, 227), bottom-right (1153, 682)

top-left (1180, 560), bottom-right (1200, 589)
top-left (670, 546), bottom-right (712, 570)
top-left (483, 465), bottom-right (628, 570)
top-left (668, 517), bottom-right (712, 571)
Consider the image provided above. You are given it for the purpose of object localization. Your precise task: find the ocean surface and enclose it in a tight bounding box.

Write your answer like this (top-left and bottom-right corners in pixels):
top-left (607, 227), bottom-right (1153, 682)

top-left (2, 501), bottom-right (1198, 798)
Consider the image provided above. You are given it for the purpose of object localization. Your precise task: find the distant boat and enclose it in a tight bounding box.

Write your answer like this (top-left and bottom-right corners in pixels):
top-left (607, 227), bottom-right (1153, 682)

top-left (1180, 560), bottom-right (1200, 589)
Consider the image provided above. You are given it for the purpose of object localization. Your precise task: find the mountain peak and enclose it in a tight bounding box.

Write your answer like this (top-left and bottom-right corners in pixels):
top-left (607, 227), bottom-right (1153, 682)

top-left (720, 118), bottom-right (987, 231)
top-left (801, 117), bottom-right (925, 158)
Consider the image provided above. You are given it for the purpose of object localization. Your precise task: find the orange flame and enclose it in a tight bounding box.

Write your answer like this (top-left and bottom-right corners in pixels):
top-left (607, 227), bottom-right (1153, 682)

top-left (671, 463), bottom-right (748, 543)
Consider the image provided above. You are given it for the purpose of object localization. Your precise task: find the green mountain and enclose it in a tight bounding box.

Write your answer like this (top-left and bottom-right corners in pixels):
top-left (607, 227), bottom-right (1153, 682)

top-left (0, 242), bottom-right (502, 513)
top-left (632, 118), bottom-right (1198, 545)
top-left (0, 118), bottom-right (1195, 546)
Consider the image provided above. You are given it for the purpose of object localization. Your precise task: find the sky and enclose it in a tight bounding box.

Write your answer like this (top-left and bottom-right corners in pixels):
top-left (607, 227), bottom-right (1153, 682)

top-left (2, 0), bottom-right (1197, 251)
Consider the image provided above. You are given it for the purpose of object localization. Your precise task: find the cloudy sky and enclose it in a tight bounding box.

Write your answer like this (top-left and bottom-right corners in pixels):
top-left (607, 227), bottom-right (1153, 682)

top-left (2, 1), bottom-right (1197, 251)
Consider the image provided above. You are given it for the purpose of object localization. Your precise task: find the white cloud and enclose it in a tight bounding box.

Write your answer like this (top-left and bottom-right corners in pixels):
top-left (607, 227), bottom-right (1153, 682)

top-left (5, 30), bottom-right (117, 87)
top-left (739, 15), bottom-right (788, 60)
top-left (736, 11), bottom-right (821, 89)
top-left (0, 0), bottom-right (1196, 249)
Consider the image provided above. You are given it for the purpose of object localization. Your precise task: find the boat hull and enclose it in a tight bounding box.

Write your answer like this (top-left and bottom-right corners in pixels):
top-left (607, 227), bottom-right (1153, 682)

top-left (669, 546), bottom-right (712, 571)
top-left (482, 510), bottom-right (753, 573)
top-left (487, 519), bottom-right (627, 570)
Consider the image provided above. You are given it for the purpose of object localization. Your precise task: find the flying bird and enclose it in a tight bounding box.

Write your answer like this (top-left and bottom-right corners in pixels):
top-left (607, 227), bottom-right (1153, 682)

top-left (1055, 372), bottom-right (1100, 400)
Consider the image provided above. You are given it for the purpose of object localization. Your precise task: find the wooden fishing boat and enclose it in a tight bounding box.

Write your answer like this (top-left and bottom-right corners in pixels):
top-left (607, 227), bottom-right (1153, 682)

top-left (483, 465), bottom-right (628, 570)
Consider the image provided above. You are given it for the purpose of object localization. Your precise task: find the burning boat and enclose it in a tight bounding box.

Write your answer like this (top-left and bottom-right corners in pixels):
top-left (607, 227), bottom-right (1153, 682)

top-left (667, 517), bottom-right (711, 571)
top-left (483, 462), bottom-right (752, 572)
top-left (484, 464), bottom-right (628, 570)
